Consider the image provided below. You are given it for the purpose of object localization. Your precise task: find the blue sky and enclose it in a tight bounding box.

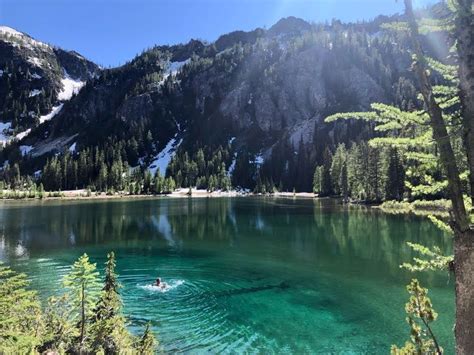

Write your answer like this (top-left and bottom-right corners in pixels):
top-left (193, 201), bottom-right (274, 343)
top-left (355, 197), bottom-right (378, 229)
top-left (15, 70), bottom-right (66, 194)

top-left (1, 0), bottom-right (436, 67)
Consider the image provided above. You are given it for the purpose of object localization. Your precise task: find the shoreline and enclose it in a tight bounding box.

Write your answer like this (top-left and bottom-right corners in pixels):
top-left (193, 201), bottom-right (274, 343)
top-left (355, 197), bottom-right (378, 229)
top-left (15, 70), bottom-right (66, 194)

top-left (0, 188), bottom-right (318, 202)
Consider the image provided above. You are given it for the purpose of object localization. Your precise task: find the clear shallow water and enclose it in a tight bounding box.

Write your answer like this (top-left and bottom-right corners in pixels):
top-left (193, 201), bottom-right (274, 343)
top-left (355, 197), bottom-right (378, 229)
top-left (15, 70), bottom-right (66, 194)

top-left (0, 197), bottom-right (454, 353)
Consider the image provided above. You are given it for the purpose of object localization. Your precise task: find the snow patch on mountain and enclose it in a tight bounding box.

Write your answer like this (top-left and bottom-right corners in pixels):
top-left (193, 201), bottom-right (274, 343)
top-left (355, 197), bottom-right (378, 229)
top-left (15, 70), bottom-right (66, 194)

top-left (20, 145), bottom-right (33, 156)
top-left (15, 129), bottom-right (31, 141)
top-left (229, 155), bottom-right (237, 175)
top-left (0, 104), bottom-right (62, 145)
top-left (0, 122), bottom-right (12, 145)
top-left (148, 137), bottom-right (182, 175)
top-left (159, 59), bottom-right (190, 85)
top-left (58, 71), bottom-right (84, 101)
top-left (39, 104), bottom-right (63, 124)
top-left (0, 26), bottom-right (22, 37)
top-left (27, 57), bottom-right (44, 68)
top-left (69, 142), bottom-right (77, 153)
top-left (31, 73), bottom-right (42, 79)
top-left (29, 89), bottom-right (41, 97)
top-left (168, 60), bottom-right (190, 74)
top-left (0, 26), bottom-right (49, 50)
top-left (255, 154), bottom-right (264, 165)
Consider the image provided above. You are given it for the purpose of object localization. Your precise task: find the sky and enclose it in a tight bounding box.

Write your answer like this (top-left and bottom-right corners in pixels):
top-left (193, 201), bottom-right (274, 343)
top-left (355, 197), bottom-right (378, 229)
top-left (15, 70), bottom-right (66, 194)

top-left (0, 0), bottom-right (437, 67)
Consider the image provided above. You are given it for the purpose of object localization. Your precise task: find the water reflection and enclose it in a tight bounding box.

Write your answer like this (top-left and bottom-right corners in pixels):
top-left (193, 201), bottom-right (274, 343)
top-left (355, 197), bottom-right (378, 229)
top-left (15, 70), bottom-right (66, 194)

top-left (0, 197), bottom-right (451, 282)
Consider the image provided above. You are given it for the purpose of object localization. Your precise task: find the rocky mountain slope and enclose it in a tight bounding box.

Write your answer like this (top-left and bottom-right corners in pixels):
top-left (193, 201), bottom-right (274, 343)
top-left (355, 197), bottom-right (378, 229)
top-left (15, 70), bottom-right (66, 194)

top-left (0, 11), bottom-right (449, 191)
top-left (0, 26), bottom-right (99, 145)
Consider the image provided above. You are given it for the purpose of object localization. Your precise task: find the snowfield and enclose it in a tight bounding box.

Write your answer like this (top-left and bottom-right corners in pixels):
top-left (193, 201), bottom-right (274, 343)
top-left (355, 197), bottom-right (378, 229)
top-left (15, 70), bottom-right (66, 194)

top-left (15, 129), bottom-right (31, 141)
top-left (148, 137), bottom-right (182, 175)
top-left (158, 59), bottom-right (190, 85)
top-left (0, 26), bottom-right (50, 50)
top-left (39, 104), bottom-right (63, 124)
top-left (0, 26), bottom-right (24, 38)
top-left (58, 72), bottom-right (85, 101)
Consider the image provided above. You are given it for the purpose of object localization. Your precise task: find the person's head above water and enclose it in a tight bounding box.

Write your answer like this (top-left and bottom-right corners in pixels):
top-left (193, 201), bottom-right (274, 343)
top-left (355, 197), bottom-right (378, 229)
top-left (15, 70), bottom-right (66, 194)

top-left (155, 277), bottom-right (161, 285)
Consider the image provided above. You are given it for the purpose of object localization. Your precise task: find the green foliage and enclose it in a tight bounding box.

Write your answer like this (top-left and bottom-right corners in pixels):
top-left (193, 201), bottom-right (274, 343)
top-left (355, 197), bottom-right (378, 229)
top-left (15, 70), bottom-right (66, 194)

top-left (330, 144), bottom-right (346, 195)
top-left (136, 323), bottom-right (157, 354)
top-left (380, 199), bottom-right (453, 218)
top-left (63, 253), bottom-right (101, 349)
top-left (0, 253), bottom-right (158, 353)
top-left (0, 264), bottom-right (42, 353)
top-left (314, 141), bottom-right (403, 202)
top-left (401, 242), bottom-right (453, 272)
top-left (168, 145), bottom-right (232, 191)
top-left (324, 60), bottom-right (466, 201)
top-left (90, 252), bottom-right (136, 353)
top-left (427, 215), bottom-right (453, 235)
top-left (386, 148), bottom-right (406, 201)
top-left (391, 279), bottom-right (443, 354)
top-left (41, 294), bottom-right (77, 352)
top-left (313, 166), bottom-right (323, 195)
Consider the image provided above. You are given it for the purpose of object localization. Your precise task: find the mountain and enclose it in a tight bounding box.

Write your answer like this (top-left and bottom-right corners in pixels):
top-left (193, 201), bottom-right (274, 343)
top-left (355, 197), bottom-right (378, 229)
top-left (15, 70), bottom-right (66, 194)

top-left (0, 26), bottom-right (99, 144)
top-left (0, 12), bottom-right (449, 192)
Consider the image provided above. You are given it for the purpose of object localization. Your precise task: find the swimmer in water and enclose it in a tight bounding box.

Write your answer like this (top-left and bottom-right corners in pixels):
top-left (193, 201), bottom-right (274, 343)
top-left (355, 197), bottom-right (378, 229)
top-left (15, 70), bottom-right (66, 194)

top-left (155, 277), bottom-right (168, 289)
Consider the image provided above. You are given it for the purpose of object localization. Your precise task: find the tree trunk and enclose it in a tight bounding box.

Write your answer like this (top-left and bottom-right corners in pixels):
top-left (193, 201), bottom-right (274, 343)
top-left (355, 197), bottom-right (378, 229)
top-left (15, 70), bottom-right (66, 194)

top-left (403, 0), bottom-right (470, 231)
top-left (403, 1), bottom-right (474, 353)
top-left (456, 0), bottom-right (474, 206)
top-left (80, 284), bottom-right (85, 344)
top-left (454, 229), bottom-right (474, 354)
top-left (454, 4), bottom-right (474, 353)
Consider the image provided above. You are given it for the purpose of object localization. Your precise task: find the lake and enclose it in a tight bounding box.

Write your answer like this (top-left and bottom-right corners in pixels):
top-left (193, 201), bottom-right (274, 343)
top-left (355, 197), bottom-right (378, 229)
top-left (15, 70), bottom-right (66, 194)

top-left (0, 197), bottom-right (454, 353)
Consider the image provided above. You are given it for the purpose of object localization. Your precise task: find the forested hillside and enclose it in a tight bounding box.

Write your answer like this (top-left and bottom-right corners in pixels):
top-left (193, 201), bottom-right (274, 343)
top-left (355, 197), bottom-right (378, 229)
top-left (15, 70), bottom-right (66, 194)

top-left (0, 5), bottom-right (452, 198)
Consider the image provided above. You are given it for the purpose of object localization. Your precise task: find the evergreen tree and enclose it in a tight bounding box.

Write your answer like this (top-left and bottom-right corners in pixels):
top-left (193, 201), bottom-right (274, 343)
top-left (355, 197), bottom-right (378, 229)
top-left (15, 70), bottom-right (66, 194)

top-left (137, 323), bottom-right (157, 355)
top-left (320, 147), bottom-right (333, 196)
top-left (153, 169), bottom-right (164, 194)
top-left (385, 148), bottom-right (405, 201)
top-left (0, 264), bottom-right (42, 353)
top-left (42, 294), bottom-right (76, 353)
top-left (63, 254), bottom-right (101, 350)
top-left (391, 279), bottom-right (442, 354)
top-left (367, 146), bottom-right (383, 202)
top-left (340, 161), bottom-right (349, 202)
top-left (313, 166), bottom-right (323, 195)
top-left (330, 144), bottom-right (346, 195)
top-left (91, 252), bottom-right (134, 353)
top-left (143, 170), bottom-right (153, 194)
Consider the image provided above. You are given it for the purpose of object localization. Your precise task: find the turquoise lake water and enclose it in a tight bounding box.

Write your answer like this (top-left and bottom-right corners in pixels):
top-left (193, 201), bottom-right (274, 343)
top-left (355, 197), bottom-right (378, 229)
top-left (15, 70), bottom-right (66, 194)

top-left (0, 197), bottom-right (454, 353)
